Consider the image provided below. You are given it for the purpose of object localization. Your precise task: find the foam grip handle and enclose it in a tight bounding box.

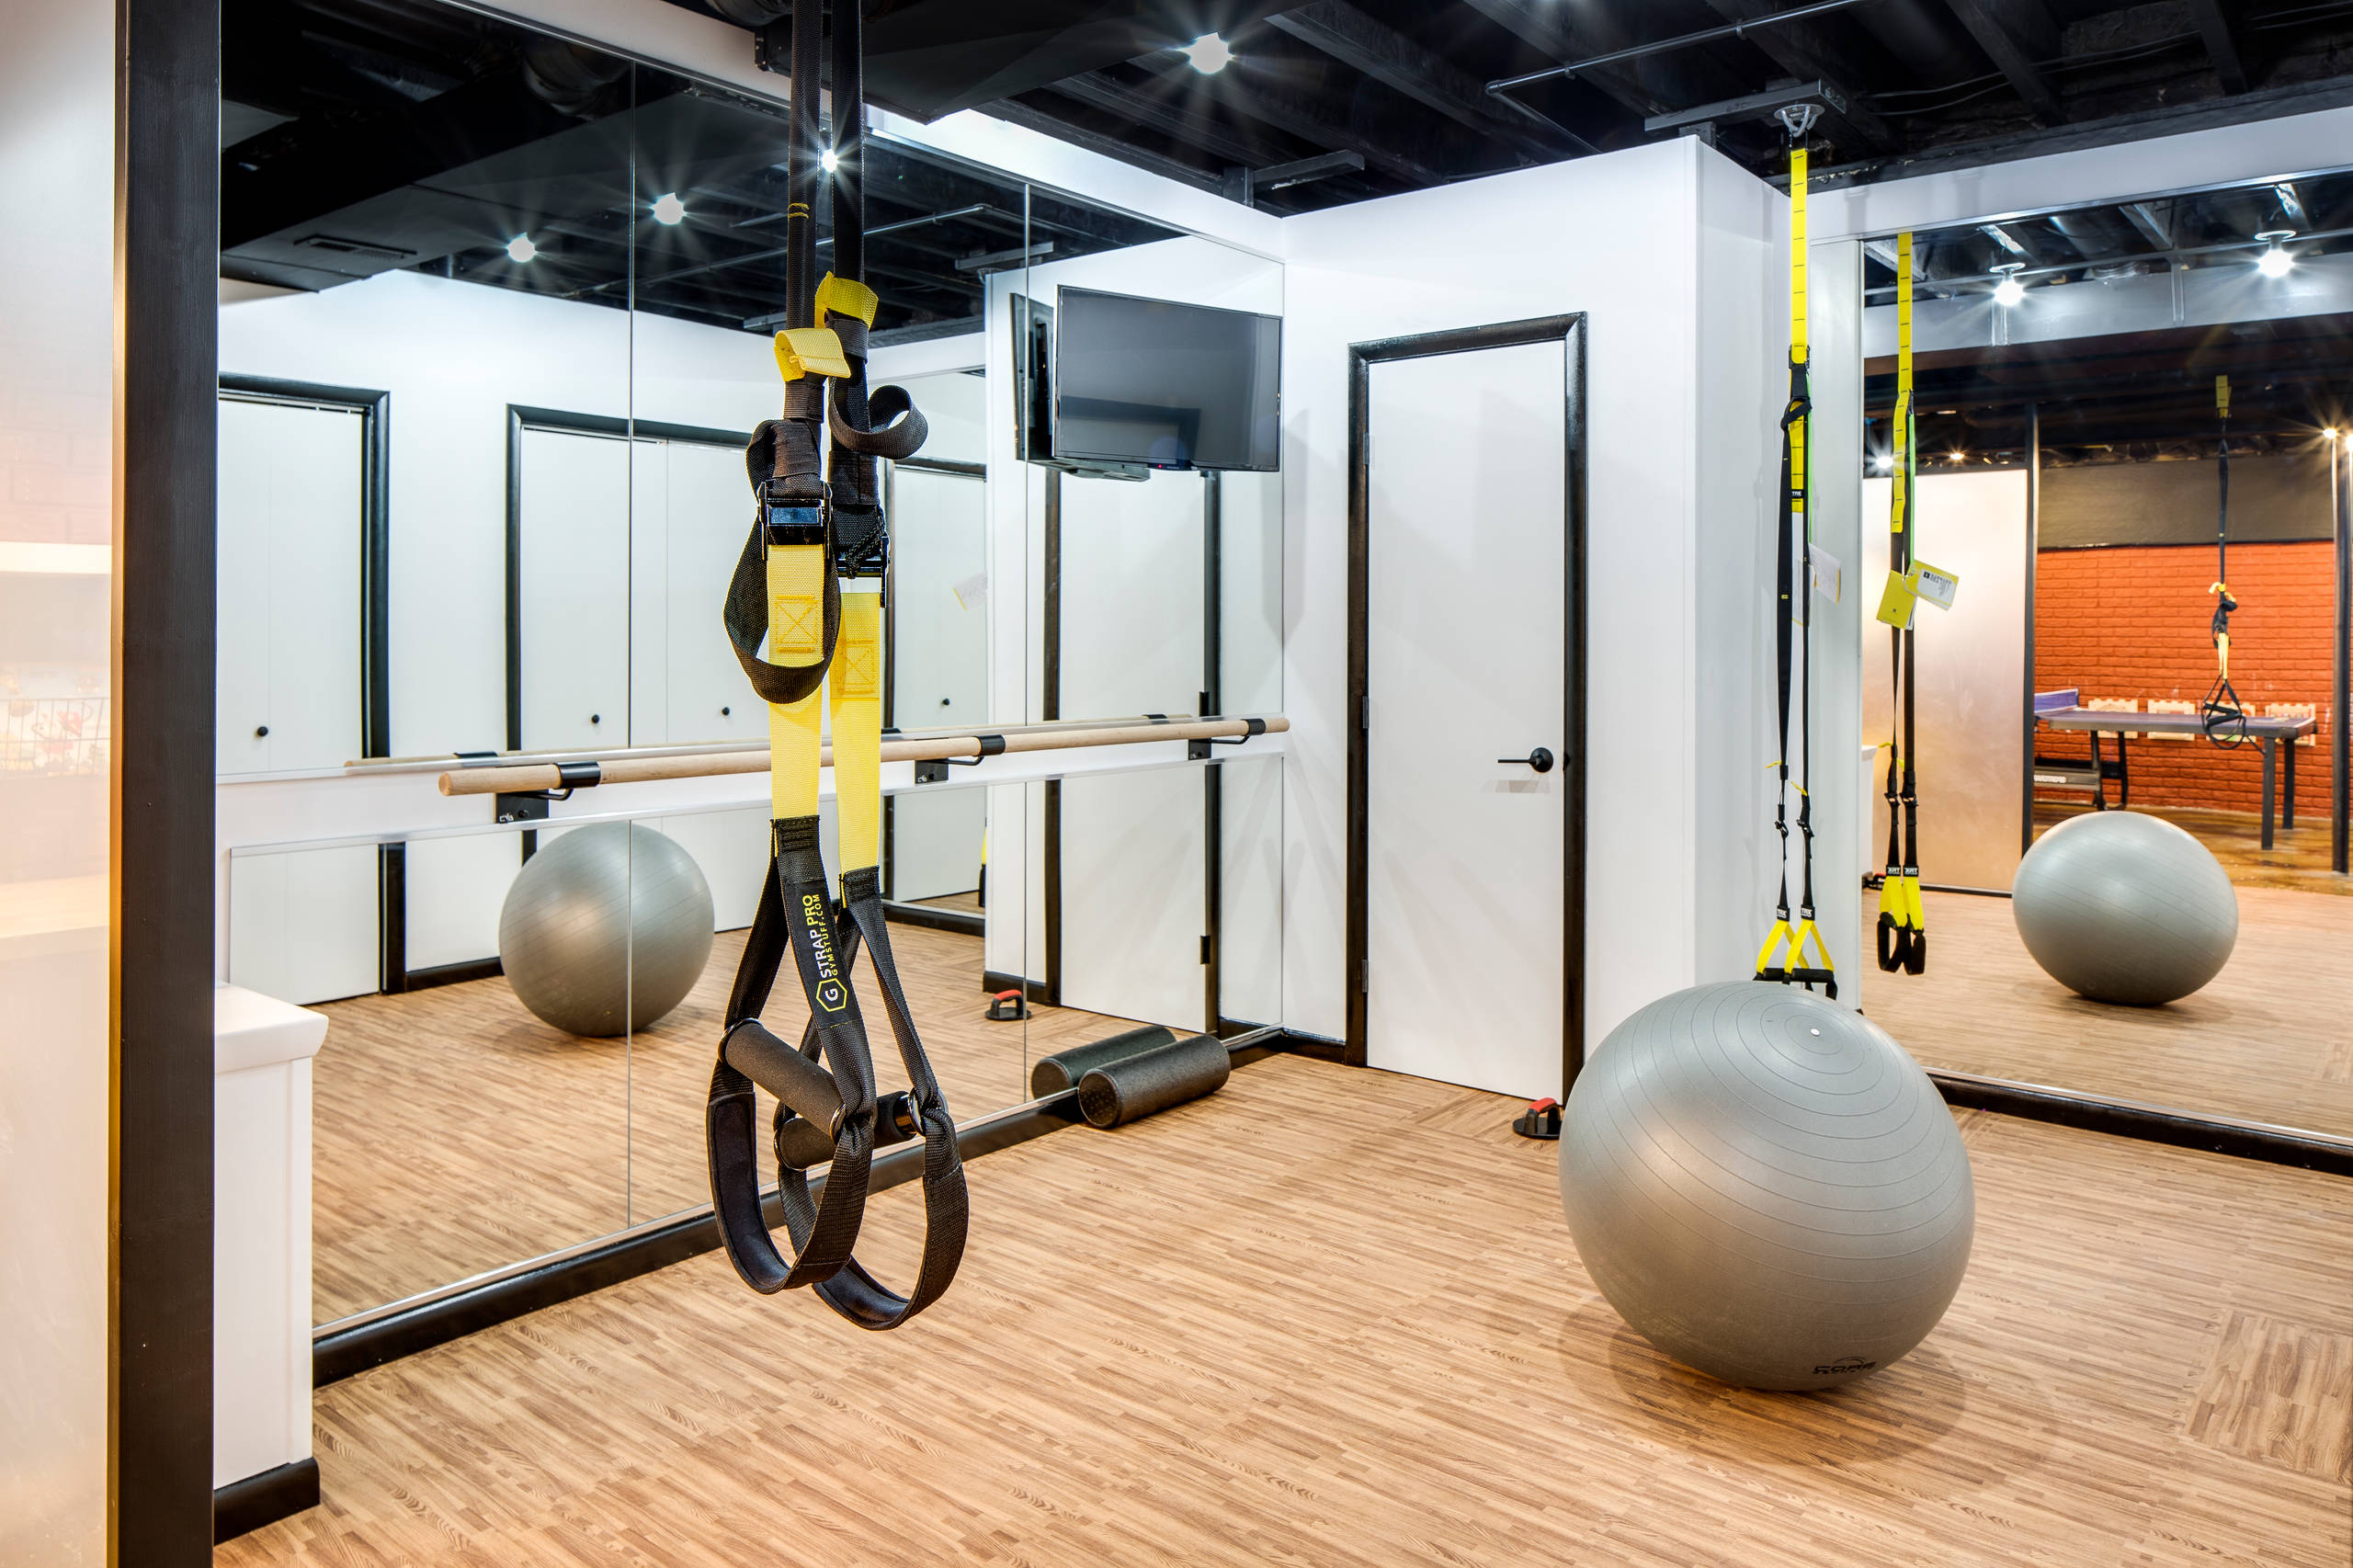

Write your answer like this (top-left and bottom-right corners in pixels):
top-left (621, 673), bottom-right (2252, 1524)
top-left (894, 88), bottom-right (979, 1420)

top-left (1075, 1034), bottom-right (1232, 1129)
top-left (722, 1019), bottom-right (842, 1131)
top-left (1029, 1024), bottom-right (1176, 1099)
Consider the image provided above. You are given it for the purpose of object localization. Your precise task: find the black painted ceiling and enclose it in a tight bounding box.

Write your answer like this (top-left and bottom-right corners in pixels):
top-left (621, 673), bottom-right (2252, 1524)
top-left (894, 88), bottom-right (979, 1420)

top-left (221, 0), bottom-right (1180, 340)
top-left (222, 0), bottom-right (2353, 357)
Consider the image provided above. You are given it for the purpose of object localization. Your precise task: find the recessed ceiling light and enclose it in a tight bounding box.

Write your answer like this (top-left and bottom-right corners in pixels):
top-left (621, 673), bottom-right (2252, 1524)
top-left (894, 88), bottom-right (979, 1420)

top-left (652, 192), bottom-right (686, 225)
top-left (1183, 32), bottom-right (1233, 74)
top-left (506, 233), bottom-right (537, 263)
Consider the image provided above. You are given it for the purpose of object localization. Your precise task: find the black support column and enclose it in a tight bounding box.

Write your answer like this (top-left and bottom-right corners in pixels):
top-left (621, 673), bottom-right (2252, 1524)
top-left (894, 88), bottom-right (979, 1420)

top-left (114, 0), bottom-right (222, 1561)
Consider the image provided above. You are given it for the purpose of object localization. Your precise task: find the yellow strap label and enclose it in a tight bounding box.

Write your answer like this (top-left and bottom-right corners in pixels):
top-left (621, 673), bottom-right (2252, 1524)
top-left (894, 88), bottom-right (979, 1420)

top-left (830, 589), bottom-right (883, 874)
top-left (774, 326), bottom-right (851, 383)
top-left (815, 273), bottom-right (881, 326)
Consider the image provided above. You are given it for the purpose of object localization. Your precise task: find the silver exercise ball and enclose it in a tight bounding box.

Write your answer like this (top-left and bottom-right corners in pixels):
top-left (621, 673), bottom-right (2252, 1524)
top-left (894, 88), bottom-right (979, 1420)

top-left (2011, 811), bottom-right (2237, 1006)
top-left (498, 822), bottom-right (714, 1037)
top-left (1559, 983), bottom-right (1974, 1392)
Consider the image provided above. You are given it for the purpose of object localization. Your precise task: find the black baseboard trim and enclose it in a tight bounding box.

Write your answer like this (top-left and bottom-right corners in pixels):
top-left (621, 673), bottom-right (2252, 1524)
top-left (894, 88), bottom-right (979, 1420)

top-left (404, 957), bottom-right (504, 991)
top-left (1928, 1072), bottom-right (2353, 1177)
top-left (981, 969), bottom-right (1053, 1005)
top-left (313, 1032), bottom-right (1282, 1386)
top-left (883, 900), bottom-right (984, 937)
top-left (214, 1457), bottom-right (320, 1544)
top-left (1270, 1028), bottom-right (1347, 1063)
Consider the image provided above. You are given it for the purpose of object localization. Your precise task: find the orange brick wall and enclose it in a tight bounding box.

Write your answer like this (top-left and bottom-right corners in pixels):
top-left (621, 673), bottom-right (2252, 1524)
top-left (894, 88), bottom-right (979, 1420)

top-left (2035, 540), bottom-right (2337, 812)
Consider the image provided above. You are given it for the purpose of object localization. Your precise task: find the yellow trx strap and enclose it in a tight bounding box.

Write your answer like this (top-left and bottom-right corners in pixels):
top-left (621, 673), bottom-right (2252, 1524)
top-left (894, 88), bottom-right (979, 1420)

top-left (2204, 374), bottom-right (2247, 743)
top-left (1875, 233), bottom-right (1925, 974)
top-left (1756, 108), bottom-right (1834, 999)
top-left (708, 0), bottom-right (962, 1330)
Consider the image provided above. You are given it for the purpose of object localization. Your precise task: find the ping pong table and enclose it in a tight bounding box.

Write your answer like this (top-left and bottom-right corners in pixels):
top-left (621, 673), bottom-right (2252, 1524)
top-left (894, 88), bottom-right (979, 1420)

top-left (2034, 687), bottom-right (2316, 849)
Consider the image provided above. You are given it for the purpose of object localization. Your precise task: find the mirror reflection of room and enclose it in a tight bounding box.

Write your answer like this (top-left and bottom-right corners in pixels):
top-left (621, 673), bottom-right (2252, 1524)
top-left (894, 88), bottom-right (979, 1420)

top-left (1856, 171), bottom-right (2352, 1142)
top-left (210, 0), bottom-right (1294, 1335)
top-left (985, 207), bottom-right (1286, 1059)
top-left (211, 0), bottom-right (1050, 1323)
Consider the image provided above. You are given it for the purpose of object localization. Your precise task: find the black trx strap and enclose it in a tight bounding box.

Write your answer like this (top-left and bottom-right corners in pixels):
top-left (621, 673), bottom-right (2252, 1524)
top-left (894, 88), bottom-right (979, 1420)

top-left (1875, 233), bottom-right (1924, 976)
top-left (2203, 374), bottom-right (2249, 746)
top-left (1756, 107), bottom-right (1835, 999)
top-left (706, 0), bottom-right (964, 1331)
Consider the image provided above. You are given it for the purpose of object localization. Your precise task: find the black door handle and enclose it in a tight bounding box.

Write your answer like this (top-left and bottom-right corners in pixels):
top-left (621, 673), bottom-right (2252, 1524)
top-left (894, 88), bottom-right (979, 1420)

top-left (1499, 747), bottom-right (1553, 774)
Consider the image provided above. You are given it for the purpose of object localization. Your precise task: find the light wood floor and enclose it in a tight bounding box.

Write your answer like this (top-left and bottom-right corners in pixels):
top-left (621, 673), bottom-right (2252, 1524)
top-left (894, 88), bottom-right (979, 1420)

top-left (1864, 887), bottom-right (2353, 1142)
top-left (224, 1053), bottom-right (2349, 1567)
top-left (312, 925), bottom-right (1144, 1323)
top-left (2035, 800), bottom-right (2353, 896)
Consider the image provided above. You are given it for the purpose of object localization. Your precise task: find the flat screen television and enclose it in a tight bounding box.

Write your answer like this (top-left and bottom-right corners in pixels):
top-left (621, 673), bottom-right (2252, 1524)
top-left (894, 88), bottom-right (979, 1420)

top-left (1051, 288), bottom-right (1281, 472)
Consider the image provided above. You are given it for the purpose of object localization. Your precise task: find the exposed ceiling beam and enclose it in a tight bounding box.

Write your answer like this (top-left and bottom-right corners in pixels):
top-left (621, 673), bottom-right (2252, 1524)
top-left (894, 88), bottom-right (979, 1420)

top-left (1262, 1), bottom-right (1592, 160)
top-left (976, 96), bottom-right (1222, 192)
top-left (1254, 149), bottom-right (1364, 191)
top-left (1137, 53), bottom-right (1451, 187)
top-left (1691, 0), bottom-right (1897, 150)
top-left (1047, 70), bottom-right (1280, 170)
top-left (1938, 0), bottom-right (2064, 124)
top-left (1457, 0), bottom-right (1663, 119)
top-left (2186, 0), bottom-right (2250, 95)
top-left (2121, 200), bottom-right (2173, 250)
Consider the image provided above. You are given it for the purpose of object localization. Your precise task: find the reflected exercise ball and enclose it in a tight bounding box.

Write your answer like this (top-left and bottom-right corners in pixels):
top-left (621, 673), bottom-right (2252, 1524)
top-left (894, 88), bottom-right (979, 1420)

top-left (498, 822), bottom-right (714, 1037)
top-left (2011, 810), bottom-right (2237, 1006)
top-left (1559, 983), bottom-right (1974, 1392)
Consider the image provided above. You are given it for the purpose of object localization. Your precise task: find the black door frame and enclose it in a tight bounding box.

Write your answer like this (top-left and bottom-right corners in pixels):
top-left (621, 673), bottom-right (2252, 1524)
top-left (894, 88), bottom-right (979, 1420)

top-left (1345, 314), bottom-right (1589, 1097)
top-left (218, 374), bottom-right (393, 758)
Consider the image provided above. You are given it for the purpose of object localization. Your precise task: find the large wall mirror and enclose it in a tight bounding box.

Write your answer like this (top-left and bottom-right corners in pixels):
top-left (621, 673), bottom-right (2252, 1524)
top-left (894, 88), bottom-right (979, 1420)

top-left (214, 0), bottom-right (1283, 1331)
top-left (1847, 166), bottom-right (2351, 1153)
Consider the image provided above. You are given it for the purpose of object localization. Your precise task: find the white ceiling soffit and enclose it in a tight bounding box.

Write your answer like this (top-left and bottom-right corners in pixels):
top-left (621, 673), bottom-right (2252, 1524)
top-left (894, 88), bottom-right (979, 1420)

top-left (457, 0), bottom-right (1283, 261)
top-left (1812, 103), bottom-right (2353, 245)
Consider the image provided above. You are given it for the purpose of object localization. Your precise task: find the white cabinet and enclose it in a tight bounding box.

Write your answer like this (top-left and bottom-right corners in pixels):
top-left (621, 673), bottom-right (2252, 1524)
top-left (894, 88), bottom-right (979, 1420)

top-left (217, 397), bottom-right (365, 775)
top-left (213, 984), bottom-right (326, 1490)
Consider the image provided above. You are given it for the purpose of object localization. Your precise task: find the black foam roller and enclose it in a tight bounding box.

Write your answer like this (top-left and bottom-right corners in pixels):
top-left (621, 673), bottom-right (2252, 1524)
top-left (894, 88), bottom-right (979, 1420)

top-left (1075, 1033), bottom-right (1231, 1129)
top-left (1029, 1024), bottom-right (1176, 1099)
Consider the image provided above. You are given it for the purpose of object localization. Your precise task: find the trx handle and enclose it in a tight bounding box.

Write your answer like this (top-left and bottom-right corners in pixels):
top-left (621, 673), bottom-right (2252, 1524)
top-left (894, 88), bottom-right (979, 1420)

top-left (775, 869), bottom-right (967, 1331)
top-left (1756, 916), bottom-right (1838, 999)
top-left (707, 824), bottom-right (880, 1294)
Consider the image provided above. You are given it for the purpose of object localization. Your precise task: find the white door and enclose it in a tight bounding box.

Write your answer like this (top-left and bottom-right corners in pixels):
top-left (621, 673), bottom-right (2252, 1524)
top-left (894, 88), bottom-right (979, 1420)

top-left (217, 396), bottom-right (364, 774)
top-left (887, 465), bottom-right (989, 902)
top-left (1058, 468), bottom-right (1203, 719)
top-left (1365, 339), bottom-right (1568, 1099)
top-left (517, 426), bottom-right (631, 751)
top-left (659, 439), bottom-right (765, 747)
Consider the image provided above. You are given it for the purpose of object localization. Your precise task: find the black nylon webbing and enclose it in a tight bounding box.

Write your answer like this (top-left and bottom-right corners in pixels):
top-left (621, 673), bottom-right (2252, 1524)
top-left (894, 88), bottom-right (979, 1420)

top-left (776, 869), bottom-right (968, 1331)
top-left (707, 822), bottom-right (876, 1294)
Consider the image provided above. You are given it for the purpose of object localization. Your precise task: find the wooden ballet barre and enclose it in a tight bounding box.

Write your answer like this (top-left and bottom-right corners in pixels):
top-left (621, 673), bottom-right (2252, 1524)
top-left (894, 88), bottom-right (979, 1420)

top-left (435, 714), bottom-right (1288, 797)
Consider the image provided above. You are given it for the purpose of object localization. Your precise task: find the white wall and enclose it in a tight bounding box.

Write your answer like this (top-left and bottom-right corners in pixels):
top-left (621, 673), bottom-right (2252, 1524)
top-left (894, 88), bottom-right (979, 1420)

top-left (1278, 137), bottom-right (1788, 1050)
top-left (976, 235), bottom-right (1285, 1019)
top-left (221, 270), bottom-right (787, 759)
top-left (0, 0), bottom-right (112, 1559)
